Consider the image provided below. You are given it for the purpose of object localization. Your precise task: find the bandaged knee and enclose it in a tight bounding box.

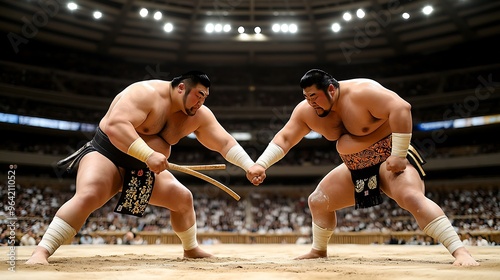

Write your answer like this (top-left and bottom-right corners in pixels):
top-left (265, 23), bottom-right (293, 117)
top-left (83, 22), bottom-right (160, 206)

top-left (311, 222), bottom-right (333, 251)
top-left (38, 216), bottom-right (77, 255)
top-left (423, 215), bottom-right (463, 254)
top-left (175, 224), bottom-right (198, 251)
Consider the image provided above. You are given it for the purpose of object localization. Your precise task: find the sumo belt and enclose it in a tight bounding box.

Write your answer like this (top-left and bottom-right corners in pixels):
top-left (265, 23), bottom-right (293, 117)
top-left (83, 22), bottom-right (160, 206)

top-left (339, 135), bottom-right (426, 209)
top-left (57, 127), bottom-right (155, 217)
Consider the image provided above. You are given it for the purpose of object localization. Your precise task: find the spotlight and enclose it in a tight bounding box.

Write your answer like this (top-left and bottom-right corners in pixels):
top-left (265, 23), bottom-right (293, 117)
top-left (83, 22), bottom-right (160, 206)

top-left (205, 23), bottom-right (214, 33)
top-left (67, 2), bottom-right (78, 11)
top-left (238, 26), bottom-right (245, 34)
top-left (331, 23), bottom-right (341, 32)
top-left (163, 23), bottom-right (173, 32)
top-left (153, 11), bottom-right (162, 20)
top-left (254, 26), bottom-right (261, 34)
top-left (356, 9), bottom-right (365, 18)
top-left (272, 23), bottom-right (280, 32)
top-left (214, 23), bottom-right (222, 32)
top-left (280, 23), bottom-right (289, 33)
top-left (422, 5), bottom-right (433, 15)
top-left (402, 12), bottom-right (410, 20)
top-left (343, 12), bottom-right (352, 21)
top-left (139, 8), bottom-right (148, 18)
top-left (93, 11), bottom-right (102, 19)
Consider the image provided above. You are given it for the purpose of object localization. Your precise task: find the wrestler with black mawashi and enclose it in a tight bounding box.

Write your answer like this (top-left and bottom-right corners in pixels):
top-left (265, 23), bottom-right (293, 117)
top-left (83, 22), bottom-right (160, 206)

top-left (27, 71), bottom-right (255, 264)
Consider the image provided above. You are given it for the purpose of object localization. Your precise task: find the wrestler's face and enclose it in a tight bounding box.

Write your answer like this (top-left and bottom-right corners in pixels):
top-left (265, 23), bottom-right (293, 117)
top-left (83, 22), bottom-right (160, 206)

top-left (183, 84), bottom-right (209, 116)
top-left (303, 85), bottom-right (333, 117)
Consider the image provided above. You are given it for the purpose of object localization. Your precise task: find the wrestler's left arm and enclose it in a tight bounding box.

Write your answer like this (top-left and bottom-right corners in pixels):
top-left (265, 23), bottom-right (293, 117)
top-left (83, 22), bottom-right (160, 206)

top-left (193, 106), bottom-right (255, 172)
top-left (357, 81), bottom-right (413, 173)
top-left (355, 81), bottom-right (412, 132)
top-left (139, 134), bottom-right (171, 159)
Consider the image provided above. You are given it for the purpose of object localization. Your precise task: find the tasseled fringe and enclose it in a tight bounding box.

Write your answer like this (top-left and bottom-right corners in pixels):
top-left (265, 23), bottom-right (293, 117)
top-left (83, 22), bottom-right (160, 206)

top-left (355, 193), bottom-right (383, 209)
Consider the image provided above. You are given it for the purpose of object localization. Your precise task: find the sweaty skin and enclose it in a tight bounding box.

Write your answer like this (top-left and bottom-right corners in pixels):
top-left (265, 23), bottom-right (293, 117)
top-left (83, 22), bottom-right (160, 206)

top-left (247, 78), bottom-right (478, 266)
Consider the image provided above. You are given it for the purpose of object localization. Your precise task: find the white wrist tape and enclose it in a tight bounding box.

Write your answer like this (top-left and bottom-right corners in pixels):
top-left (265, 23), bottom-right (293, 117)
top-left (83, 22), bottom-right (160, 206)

top-left (38, 216), bottom-right (77, 255)
top-left (127, 137), bottom-right (155, 162)
top-left (175, 224), bottom-right (198, 251)
top-left (423, 215), bottom-right (463, 254)
top-left (311, 222), bottom-right (333, 251)
top-left (391, 133), bottom-right (412, 158)
top-left (225, 144), bottom-right (255, 171)
top-left (256, 142), bottom-right (285, 169)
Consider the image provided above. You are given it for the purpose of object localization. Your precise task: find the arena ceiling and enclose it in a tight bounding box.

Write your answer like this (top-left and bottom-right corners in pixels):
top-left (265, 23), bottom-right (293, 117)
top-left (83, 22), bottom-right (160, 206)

top-left (1, 0), bottom-right (500, 65)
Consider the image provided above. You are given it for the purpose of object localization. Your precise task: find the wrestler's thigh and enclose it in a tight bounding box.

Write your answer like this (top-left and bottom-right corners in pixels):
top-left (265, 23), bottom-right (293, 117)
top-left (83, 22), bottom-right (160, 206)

top-left (75, 151), bottom-right (123, 198)
top-left (149, 171), bottom-right (191, 211)
top-left (379, 162), bottom-right (425, 200)
top-left (315, 163), bottom-right (355, 210)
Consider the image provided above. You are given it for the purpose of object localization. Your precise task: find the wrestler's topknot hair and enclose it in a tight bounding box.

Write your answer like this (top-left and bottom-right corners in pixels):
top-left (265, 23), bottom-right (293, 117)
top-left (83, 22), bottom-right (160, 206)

top-left (300, 69), bottom-right (339, 94)
top-left (171, 70), bottom-right (211, 88)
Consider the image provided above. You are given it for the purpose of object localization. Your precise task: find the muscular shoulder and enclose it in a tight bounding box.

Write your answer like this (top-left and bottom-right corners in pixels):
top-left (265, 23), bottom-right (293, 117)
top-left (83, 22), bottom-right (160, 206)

top-left (293, 100), bottom-right (312, 114)
top-left (192, 105), bottom-right (217, 123)
top-left (289, 100), bottom-right (320, 125)
top-left (341, 79), bottom-right (392, 95)
top-left (133, 80), bottom-right (171, 97)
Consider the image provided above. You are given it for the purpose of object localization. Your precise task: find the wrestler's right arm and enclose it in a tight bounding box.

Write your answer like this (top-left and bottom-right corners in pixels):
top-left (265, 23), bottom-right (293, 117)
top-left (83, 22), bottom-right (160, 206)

top-left (247, 104), bottom-right (311, 185)
top-left (102, 83), bottom-right (168, 173)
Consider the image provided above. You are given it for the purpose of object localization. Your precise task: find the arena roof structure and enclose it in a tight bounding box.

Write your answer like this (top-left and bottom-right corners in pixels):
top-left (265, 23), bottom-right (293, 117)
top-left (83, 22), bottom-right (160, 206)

top-left (1, 0), bottom-right (500, 65)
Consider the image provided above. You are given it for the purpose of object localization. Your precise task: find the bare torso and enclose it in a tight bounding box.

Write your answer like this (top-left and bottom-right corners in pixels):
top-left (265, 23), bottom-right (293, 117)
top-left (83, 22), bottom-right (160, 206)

top-left (99, 80), bottom-right (206, 150)
top-left (301, 79), bottom-right (393, 154)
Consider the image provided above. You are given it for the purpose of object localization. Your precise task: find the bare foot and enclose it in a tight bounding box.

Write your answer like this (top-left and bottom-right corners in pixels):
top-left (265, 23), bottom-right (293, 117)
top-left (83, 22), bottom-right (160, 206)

top-left (452, 247), bottom-right (479, 266)
top-left (183, 246), bottom-right (213, 258)
top-left (25, 247), bottom-right (50, 265)
top-left (294, 249), bottom-right (327, 260)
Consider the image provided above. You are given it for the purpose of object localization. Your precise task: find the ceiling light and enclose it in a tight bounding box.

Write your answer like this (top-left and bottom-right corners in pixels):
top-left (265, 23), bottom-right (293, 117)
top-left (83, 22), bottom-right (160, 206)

top-left (272, 23), bottom-right (280, 32)
top-left (153, 11), bottom-right (162, 20)
top-left (67, 2), bottom-right (78, 11)
top-left (289, 23), bottom-right (298, 33)
top-left (331, 23), bottom-right (341, 32)
top-left (214, 23), bottom-right (222, 32)
top-left (356, 9), bottom-right (365, 18)
top-left (223, 24), bottom-right (231, 32)
top-left (422, 5), bottom-right (433, 15)
top-left (238, 26), bottom-right (245, 34)
top-left (93, 11), bottom-right (102, 19)
top-left (402, 12), bottom-right (410, 20)
top-left (343, 12), bottom-right (352, 21)
top-left (139, 8), bottom-right (148, 18)
top-left (254, 26), bottom-right (261, 34)
top-left (163, 23), bottom-right (173, 32)
top-left (205, 23), bottom-right (214, 33)
top-left (280, 24), bottom-right (289, 33)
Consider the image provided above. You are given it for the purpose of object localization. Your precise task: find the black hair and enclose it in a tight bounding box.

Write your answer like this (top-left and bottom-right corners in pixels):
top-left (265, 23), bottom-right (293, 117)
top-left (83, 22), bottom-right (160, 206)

top-left (299, 69), bottom-right (339, 94)
top-left (171, 70), bottom-right (211, 89)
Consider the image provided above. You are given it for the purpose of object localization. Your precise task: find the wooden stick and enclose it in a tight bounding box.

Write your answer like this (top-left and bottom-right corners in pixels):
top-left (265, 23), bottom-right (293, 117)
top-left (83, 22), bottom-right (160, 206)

top-left (168, 163), bottom-right (240, 201)
top-left (179, 164), bottom-right (226, 171)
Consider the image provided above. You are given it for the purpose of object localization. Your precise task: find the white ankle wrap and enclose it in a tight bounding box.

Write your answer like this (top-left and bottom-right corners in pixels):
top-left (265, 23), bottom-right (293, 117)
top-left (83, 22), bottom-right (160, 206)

top-left (423, 215), bottom-right (463, 254)
top-left (311, 222), bottom-right (333, 251)
top-left (175, 224), bottom-right (198, 251)
top-left (38, 216), bottom-right (77, 255)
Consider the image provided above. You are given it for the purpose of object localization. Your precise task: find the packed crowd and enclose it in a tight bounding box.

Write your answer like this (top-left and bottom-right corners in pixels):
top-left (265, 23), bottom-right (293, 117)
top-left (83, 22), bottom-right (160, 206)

top-left (1, 183), bottom-right (498, 246)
